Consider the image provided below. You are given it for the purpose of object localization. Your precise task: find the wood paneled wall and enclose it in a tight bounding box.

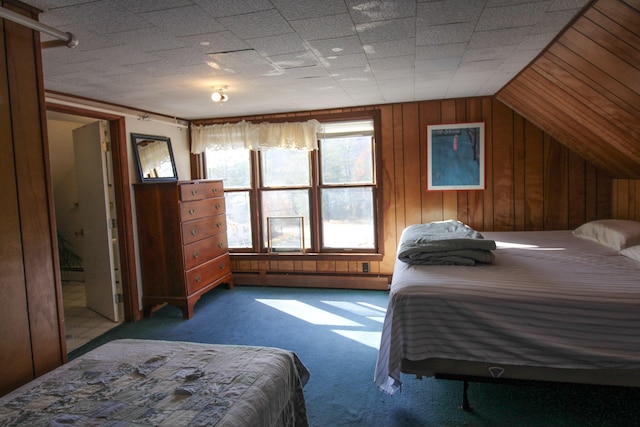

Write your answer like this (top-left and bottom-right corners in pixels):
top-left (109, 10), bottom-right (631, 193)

top-left (194, 96), bottom-right (615, 279)
top-left (1, 0), bottom-right (65, 396)
top-left (613, 179), bottom-right (640, 220)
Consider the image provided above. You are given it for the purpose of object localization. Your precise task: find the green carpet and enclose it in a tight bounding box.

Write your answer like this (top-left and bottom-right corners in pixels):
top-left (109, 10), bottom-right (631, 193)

top-left (72, 286), bottom-right (640, 426)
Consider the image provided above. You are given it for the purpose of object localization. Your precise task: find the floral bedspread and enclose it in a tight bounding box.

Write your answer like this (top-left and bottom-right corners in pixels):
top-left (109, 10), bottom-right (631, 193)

top-left (0, 339), bottom-right (309, 426)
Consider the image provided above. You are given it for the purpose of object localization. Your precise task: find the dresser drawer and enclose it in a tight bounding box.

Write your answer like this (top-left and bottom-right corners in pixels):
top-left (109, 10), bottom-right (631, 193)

top-left (186, 253), bottom-right (231, 294)
top-left (183, 233), bottom-right (228, 270)
top-left (180, 181), bottom-right (224, 202)
top-left (180, 197), bottom-right (225, 222)
top-left (182, 213), bottom-right (227, 245)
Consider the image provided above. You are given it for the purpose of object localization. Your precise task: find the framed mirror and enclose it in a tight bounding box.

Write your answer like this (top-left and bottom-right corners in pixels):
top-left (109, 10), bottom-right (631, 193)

top-left (131, 133), bottom-right (178, 182)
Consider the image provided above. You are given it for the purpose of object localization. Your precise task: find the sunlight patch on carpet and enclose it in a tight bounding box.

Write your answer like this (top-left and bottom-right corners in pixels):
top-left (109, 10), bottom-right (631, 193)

top-left (256, 299), bottom-right (362, 326)
top-left (332, 330), bottom-right (382, 349)
top-left (319, 300), bottom-right (386, 323)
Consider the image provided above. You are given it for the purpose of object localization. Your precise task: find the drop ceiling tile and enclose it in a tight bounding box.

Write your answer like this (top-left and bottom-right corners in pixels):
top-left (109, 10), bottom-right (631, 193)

top-left (461, 46), bottom-right (516, 63)
top-left (417, 0), bottom-right (485, 26)
top-left (43, 2), bottom-right (154, 34)
top-left (108, 28), bottom-right (191, 52)
top-left (548, 0), bottom-right (591, 11)
top-left (369, 55), bottom-right (414, 72)
top-left (193, 0), bottom-right (273, 17)
top-left (363, 39), bottom-right (415, 58)
top-left (248, 33), bottom-right (308, 57)
top-left (179, 31), bottom-right (251, 54)
top-left (476, 2), bottom-right (551, 31)
top-left (281, 65), bottom-right (331, 80)
top-left (325, 53), bottom-right (369, 70)
top-left (269, 51), bottom-right (321, 69)
top-left (415, 86), bottom-right (449, 100)
top-left (344, 85), bottom-right (384, 103)
top-left (416, 22), bottom-right (476, 46)
top-left (457, 58), bottom-right (504, 73)
top-left (307, 36), bottom-right (364, 57)
top-left (467, 27), bottom-right (530, 50)
top-left (372, 67), bottom-right (414, 80)
top-left (416, 43), bottom-right (467, 61)
top-left (356, 17), bottom-right (415, 44)
top-left (347, 0), bottom-right (416, 23)
top-left (208, 49), bottom-right (266, 69)
top-left (415, 57), bottom-right (462, 74)
top-left (271, 0), bottom-right (348, 20)
top-left (289, 13), bottom-right (356, 40)
top-left (139, 5), bottom-right (224, 37)
top-left (217, 9), bottom-right (293, 39)
top-left (334, 67), bottom-right (375, 87)
top-left (380, 83), bottom-right (415, 103)
top-left (518, 33), bottom-right (556, 50)
top-left (114, 0), bottom-right (196, 14)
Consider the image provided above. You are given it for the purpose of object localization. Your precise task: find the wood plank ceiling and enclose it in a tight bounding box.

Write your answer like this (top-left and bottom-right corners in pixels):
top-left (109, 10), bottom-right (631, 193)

top-left (497, 0), bottom-right (640, 179)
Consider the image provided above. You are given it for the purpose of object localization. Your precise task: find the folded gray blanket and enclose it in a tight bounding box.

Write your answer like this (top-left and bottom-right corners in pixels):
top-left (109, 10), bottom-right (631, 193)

top-left (398, 220), bottom-right (496, 265)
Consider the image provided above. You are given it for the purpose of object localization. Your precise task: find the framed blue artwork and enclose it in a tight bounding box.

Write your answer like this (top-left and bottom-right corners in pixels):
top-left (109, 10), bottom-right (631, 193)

top-left (427, 122), bottom-right (485, 191)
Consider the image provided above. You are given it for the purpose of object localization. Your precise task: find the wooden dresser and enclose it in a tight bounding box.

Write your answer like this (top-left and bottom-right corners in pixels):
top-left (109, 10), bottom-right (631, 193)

top-left (134, 180), bottom-right (233, 319)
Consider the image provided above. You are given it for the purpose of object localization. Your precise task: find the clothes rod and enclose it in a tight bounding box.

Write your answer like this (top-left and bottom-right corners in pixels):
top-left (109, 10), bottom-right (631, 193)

top-left (0, 6), bottom-right (78, 48)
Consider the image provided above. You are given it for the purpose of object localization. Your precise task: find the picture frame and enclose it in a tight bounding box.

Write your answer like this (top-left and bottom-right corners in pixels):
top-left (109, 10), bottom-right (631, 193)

top-left (427, 122), bottom-right (485, 191)
top-left (267, 216), bottom-right (305, 253)
top-left (131, 133), bottom-right (178, 182)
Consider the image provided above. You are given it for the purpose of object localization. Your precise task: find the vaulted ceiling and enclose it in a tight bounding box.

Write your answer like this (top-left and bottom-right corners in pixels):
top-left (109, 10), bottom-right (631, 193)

top-left (497, 0), bottom-right (640, 179)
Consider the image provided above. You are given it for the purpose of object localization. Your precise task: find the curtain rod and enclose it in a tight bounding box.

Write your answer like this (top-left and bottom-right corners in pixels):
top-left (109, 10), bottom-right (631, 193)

top-left (0, 6), bottom-right (78, 48)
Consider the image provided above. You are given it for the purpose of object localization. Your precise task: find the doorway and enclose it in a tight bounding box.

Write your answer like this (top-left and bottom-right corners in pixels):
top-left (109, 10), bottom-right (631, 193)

top-left (46, 105), bottom-right (141, 353)
top-left (48, 112), bottom-right (121, 351)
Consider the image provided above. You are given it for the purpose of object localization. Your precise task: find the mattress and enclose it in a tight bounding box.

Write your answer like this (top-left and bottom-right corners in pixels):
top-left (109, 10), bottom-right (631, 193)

top-left (375, 230), bottom-right (640, 395)
top-left (0, 339), bottom-right (310, 426)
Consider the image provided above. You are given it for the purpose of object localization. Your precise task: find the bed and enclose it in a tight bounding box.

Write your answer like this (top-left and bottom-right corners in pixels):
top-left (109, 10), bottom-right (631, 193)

top-left (375, 220), bottom-right (640, 406)
top-left (0, 339), bottom-right (310, 426)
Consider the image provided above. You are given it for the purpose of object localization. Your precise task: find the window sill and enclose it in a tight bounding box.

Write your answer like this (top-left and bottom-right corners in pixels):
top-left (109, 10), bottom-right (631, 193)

top-left (230, 252), bottom-right (384, 261)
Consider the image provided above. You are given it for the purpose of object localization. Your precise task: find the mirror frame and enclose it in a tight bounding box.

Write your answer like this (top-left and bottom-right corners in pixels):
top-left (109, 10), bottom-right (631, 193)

top-left (131, 133), bottom-right (178, 182)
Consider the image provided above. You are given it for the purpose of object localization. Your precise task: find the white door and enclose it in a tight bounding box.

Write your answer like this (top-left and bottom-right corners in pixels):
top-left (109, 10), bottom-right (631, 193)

top-left (73, 121), bottom-right (119, 322)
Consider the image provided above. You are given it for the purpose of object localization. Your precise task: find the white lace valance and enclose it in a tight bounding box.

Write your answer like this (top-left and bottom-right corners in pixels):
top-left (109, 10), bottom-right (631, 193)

top-left (191, 119), bottom-right (321, 153)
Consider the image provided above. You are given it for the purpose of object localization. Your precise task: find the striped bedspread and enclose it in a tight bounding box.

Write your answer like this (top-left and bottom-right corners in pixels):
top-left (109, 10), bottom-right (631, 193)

top-left (375, 230), bottom-right (640, 395)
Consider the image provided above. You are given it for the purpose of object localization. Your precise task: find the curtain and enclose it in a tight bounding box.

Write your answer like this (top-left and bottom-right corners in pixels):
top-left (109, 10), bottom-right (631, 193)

top-left (191, 119), bottom-right (321, 153)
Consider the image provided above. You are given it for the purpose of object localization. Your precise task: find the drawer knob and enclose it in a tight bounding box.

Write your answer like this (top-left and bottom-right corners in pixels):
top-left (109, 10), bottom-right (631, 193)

top-left (218, 242), bottom-right (224, 248)
top-left (219, 263), bottom-right (225, 270)
top-left (188, 208), bottom-right (196, 215)
top-left (191, 228), bottom-right (198, 236)
top-left (191, 189), bottom-right (198, 196)
top-left (216, 222), bottom-right (223, 228)
top-left (195, 276), bottom-right (201, 282)
top-left (193, 251), bottom-right (199, 259)
top-left (212, 188), bottom-right (218, 194)
top-left (215, 203), bottom-right (221, 210)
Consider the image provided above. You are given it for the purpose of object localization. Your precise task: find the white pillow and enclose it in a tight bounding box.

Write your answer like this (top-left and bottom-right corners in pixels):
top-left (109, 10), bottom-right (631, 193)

top-left (620, 245), bottom-right (640, 263)
top-left (572, 219), bottom-right (640, 250)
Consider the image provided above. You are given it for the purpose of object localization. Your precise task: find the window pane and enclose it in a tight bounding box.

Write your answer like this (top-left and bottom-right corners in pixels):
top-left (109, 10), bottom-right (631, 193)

top-left (206, 149), bottom-right (251, 188)
top-left (261, 149), bottom-right (310, 187)
top-left (320, 136), bottom-right (373, 185)
top-left (262, 189), bottom-right (310, 249)
top-left (321, 187), bottom-right (375, 249)
top-left (225, 191), bottom-right (252, 248)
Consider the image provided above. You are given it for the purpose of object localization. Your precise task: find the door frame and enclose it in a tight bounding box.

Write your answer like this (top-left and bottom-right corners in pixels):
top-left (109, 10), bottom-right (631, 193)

top-left (47, 102), bottom-right (141, 322)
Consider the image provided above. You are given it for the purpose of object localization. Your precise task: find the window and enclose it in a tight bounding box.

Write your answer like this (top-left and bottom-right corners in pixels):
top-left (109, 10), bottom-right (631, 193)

top-left (205, 117), bottom-right (378, 254)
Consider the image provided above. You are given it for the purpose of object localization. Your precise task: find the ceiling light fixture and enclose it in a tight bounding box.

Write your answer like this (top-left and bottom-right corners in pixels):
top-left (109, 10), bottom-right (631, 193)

top-left (211, 86), bottom-right (229, 105)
